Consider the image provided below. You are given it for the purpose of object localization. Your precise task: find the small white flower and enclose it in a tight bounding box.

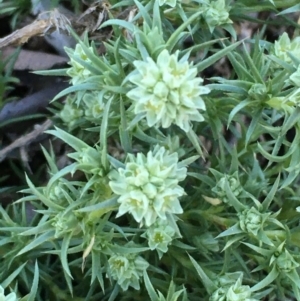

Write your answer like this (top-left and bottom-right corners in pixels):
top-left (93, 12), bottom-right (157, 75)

top-left (158, 0), bottom-right (177, 7)
top-left (142, 219), bottom-right (176, 258)
top-left (83, 91), bottom-right (106, 120)
top-left (0, 285), bottom-right (18, 301)
top-left (60, 96), bottom-right (83, 127)
top-left (109, 145), bottom-right (187, 226)
top-left (127, 49), bottom-right (210, 132)
top-left (203, 0), bottom-right (233, 32)
top-left (107, 254), bottom-right (149, 291)
top-left (289, 65), bottom-right (300, 87)
top-left (274, 32), bottom-right (300, 64)
top-left (66, 44), bottom-right (94, 85)
top-left (210, 273), bottom-right (259, 301)
top-left (226, 276), bottom-right (257, 301)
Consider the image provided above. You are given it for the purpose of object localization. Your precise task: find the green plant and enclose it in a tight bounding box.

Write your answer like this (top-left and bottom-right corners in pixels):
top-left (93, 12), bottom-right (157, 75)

top-left (3, 0), bottom-right (300, 300)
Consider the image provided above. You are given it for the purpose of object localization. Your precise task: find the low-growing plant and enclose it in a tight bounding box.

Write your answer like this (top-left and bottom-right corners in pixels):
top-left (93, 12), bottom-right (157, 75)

top-left (2, 0), bottom-right (300, 300)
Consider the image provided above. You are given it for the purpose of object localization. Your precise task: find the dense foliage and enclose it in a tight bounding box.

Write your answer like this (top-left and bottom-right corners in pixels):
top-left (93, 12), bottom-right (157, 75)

top-left (2, 0), bottom-right (300, 300)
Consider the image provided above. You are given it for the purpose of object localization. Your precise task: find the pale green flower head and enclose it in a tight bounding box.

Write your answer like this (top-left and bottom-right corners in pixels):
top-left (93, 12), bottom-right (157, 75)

top-left (239, 207), bottom-right (274, 238)
top-left (109, 145), bottom-right (187, 226)
top-left (164, 135), bottom-right (185, 158)
top-left (193, 232), bottom-right (219, 253)
top-left (60, 96), bottom-right (83, 127)
top-left (239, 207), bottom-right (263, 236)
top-left (226, 276), bottom-right (258, 301)
top-left (274, 32), bottom-right (300, 64)
top-left (203, 0), bottom-right (233, 32)
top-left (289, 65), bottom-right (300, 87)
top-left (83, 91), bottom-right (106, 120)
top-left (142, 218), bottom-right (176, 258)
top-left (107, 254), bottom-right (149, 291)
top-left (210, 287), bottom-right (227, 301)
top-left (45, 180), bottom-right (69, 207)
top-left (69, 146), bottom-right (105, 176)
top-left (127, 49), bottom-right (210, 132)
top-left (52, 211), bottom-right (81, 238)
top-left (272, 248), bottom-right (300, 274)
top-left (66, 43), bottom-right (94, 85)
top-left (212, 173), bottom-right (242, 205)
top-left (248, 83), bottom-right (268, 101)
top-left (158, 0), bottom-right (177, 7)
top-left (0, 286), bottom-right (18, 301)
top-left (210, 273), bottom-right (258, 301)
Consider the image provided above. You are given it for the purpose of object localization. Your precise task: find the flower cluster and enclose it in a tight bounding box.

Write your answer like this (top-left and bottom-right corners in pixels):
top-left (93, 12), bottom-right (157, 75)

top-left (212, 173), bottom-right (242, 205)
top-left (127, 49), bottom-right (210, 132)
top-left (239, 207), bottom-right (267, 236)
top-left (289, 65), bottom-right (300, 87)
top-left (60, 95), bottom-right (83, 128)
top-left (210, 273), bottom-right (258, 301)
top-left (203, 0), bottom-right (233, 32)
top-left (273, 32), bottom-right (300, 64)
top-left (66, 44), bottom-right (95, 85)
top-left (107, 254), bottom-right (149, 291)
top-left (142, 218), bottom-right (176, 258)
top-left (271, 247), bottom-right (300, 274)
top-left (52, 211), bottom-right (81, 238)
top-left (109, 145), bottom-right (187, 226)
top-left (158, 0), bottom-right (177, 7)
top-left (45, 180), bottom-right (70, 207)
top-left (0, 285), bottom-right (18, 301)
top-left (83, 91), bottom-right (105, 120)
top-left (71, 146), bottom-right (104, 176)
top-left (248, 83), bottom-right (268, 102)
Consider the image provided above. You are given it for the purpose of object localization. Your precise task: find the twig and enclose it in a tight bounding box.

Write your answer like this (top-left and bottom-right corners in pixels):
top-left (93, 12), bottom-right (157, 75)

top-left (0, 5), bottom-right (134, 50)
top-left (0, 119), bottom-right (53, 163)
top-left (0, 19), bottom-right (52, 49)
top-left (0, 9), bottom-right (73, 49)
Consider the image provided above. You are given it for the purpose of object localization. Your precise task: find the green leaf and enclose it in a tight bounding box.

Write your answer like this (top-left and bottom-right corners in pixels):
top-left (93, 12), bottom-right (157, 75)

top-left (186, 128), bottom-right (204, 158)
top-left (23, 174), bottom-right (63, 211)
top-left (17, 230), bottom-right (55, 256)
top-left (47, 163), bottom-right (77, 189)
top-left (262, 174), bottom-right (280, 210)
top-left (109, 245), bottom-right (149, 254)
top-left (245, 108), bottom-right (263, 145)
top-left (22, 261), bottom-right (39, 301)
top-left (250, 265), bottom-right (279, 292)
top-left (134, 0), bottom-right (152, 27)
top-left (1, 262), bottom-right (27, 288)
top-left (46, 127), bottom-right (90, 152)
top-left (195, 40), bottom-right (243, 72)
top-left (222, 234), bottom-right (246, 251)
top-left (216, 223), bottom-right (243, 238)
top-left (91, 250), bottom-right (104, 290)
top-left (276, 3), bottom-right (300, 15)
top-left (144, 271), bottom-right (159, 301)
top-left (20, 221), bottom-right (53, 236)
top-left (61, 232), bottom-right (73, 279)
top-left (119, 97), bottom-right (132, 153)
top-left (100, 96), bottom-right (113, 170)
top-left (188, 254), bottom-right (217, 294)
top-left (33, 68), bottom-right (68, 76)
top-left (224, 180), bottom-right (247, 212)
top-left (100, 19), bottom-right (136, 33)
top-left (257, 141), bottom-right (296, 162)
top-left (241, 43), bottom-right (264, 84)
top-left (52, 83), bottom-right (101, 101)
top-left (166, 11), bottom-right (203, 52)
top-left (76, 196), bottom-right (118, 213)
